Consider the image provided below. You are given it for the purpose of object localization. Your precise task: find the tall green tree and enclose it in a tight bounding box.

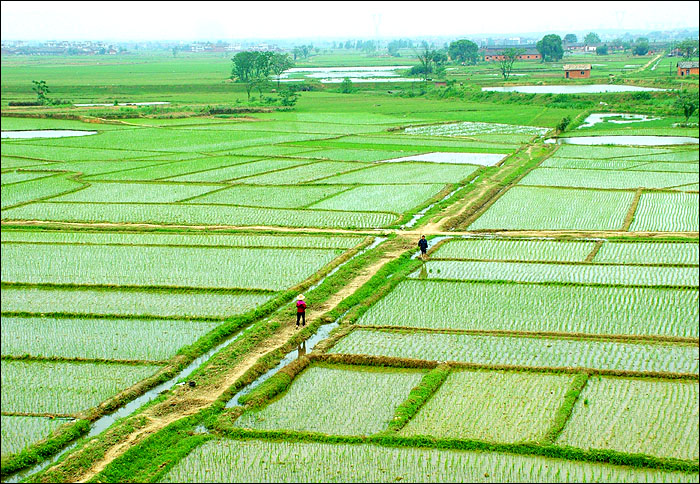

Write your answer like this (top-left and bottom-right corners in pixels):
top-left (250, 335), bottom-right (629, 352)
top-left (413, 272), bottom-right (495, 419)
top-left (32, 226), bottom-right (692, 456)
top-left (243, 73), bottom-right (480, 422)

top-left (448, 39), bottom-right (479, 65)
top-left (584, 32), bottom-right (601, 44)
top-left (31, 80), bottom-right (50, 105)
top-left (678, 39), bottom-right (699, 59)
top-left (270, 53), bottom-right (294, 89)
top-left (536, 34), bottom-right (563, 62)
top-left (231, 51), bottom-right (276, 100)
top-left (498, 48), bottom-right (524, 80)
top-left (563, 33), bottom-right (578, 43)
top-left (387, 40), bottom-right (401, 57)
top-left (675, 89), bottom-right (699, 123)
top-left (414, 42), bottom-right (440, 83)
top-left (633, 39), bottom-right (650, 56)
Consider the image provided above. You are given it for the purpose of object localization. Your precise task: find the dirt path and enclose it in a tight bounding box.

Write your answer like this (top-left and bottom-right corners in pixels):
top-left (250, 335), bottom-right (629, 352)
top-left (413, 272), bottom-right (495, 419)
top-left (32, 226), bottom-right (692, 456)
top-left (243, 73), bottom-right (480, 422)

top-left (73, 239), bottom-right (410, 483)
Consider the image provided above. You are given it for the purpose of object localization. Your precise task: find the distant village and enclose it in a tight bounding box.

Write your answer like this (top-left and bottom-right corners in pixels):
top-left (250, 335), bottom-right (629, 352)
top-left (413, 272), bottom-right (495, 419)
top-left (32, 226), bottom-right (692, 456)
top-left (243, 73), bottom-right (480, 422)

top-left (1, 30), bottom-right (696, 59)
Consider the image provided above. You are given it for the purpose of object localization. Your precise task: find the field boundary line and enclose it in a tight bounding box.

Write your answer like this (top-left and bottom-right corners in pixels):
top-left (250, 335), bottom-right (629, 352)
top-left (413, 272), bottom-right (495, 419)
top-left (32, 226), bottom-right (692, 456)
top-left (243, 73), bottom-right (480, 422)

top-left (621, 187), bottom-right (644, 231)
top-left (0, 355), bottom-right (169, 366)
top-left (584, 241), bottom-right (604, 262)
top-left (541, 373), bottom-right (589, 445)
top-left (1, 411), bottom-right (76, 419)
top-left (351, 325), bottom-right (700, 345)
top-left (312, 353), bottom-right (699, 380)
top-left (214, 426), bottom-right (700, 474)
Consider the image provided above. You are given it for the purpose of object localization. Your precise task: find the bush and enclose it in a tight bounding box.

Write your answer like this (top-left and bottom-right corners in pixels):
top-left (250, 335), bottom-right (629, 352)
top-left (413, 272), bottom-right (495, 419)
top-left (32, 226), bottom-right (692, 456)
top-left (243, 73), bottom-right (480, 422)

top-left (557, 115), bottom-right (571, 132)
top-left (8, 101), bottom-right (42, 106)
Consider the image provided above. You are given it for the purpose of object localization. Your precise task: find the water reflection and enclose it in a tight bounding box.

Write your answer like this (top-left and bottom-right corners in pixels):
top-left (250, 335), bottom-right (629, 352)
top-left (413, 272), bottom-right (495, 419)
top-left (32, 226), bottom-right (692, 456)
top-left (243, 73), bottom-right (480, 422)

top-left (418, 263), bottom-right (428, 280)
top-left (297, 340), bottom-right (307, 358)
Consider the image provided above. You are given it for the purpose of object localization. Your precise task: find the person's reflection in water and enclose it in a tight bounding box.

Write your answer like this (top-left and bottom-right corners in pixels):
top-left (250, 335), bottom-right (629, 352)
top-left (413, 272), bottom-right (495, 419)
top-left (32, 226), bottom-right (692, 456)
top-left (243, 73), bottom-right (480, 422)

top-left (418, 262), bottom-right (428, 280)
top-left (297, 340), bottom-right (307, 358)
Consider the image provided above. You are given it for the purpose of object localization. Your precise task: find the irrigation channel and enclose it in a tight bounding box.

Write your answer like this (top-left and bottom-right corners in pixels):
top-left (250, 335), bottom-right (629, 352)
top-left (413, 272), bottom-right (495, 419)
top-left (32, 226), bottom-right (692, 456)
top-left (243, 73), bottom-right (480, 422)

top-left (2, 236), bottom-right (387, 483)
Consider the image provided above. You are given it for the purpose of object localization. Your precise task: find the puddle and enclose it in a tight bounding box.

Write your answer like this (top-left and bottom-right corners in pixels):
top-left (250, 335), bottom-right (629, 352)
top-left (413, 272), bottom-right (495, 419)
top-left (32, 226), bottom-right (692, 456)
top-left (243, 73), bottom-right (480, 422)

top-left (577, 113), bottom-right (661, 128)
top-left (482, 85), bottom-right (668, 94)
top-left (279, 66), bottom-right (420, 84)
top-left (546, 135), bottom-right (699, 145)
top-left (73, 102), bottom-right (170, 107)
top-left (277, 77), bottom-right (421, 83)
top-left (2, 236), bottom-right (386, 483)
top-left (283, 66), bottom-right (412, 74)
top-left (1, 130), bottom-right (97, 139)
top-left (380, 152), bottom-right (507, 166)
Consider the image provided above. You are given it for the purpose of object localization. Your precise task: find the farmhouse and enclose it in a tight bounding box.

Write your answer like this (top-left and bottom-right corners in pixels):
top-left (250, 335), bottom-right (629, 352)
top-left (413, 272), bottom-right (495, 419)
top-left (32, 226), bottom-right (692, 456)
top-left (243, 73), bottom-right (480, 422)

top-left (677, 61), bottom-right (699, 76)
top-left (563, 64), bottom-right (591, 79)
top-left (482, 48), bottom-right (542, 62)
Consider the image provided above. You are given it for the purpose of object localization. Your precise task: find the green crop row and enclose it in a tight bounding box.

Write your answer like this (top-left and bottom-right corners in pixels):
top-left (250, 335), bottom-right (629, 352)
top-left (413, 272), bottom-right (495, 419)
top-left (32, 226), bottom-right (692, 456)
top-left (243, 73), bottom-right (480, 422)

top-left (356, 279), bottom-right (699, 338)
top-left (328, 329), bottom-right (699, 375)
top-left (1, 202), bottom-right (398, 228)
top-left (0, 229), bottom-right (366, 250)
top-left (1, 360), bottom-right (162, 415)
top-left (468, 186), bottom-right (635, 231)
top-left (1, 243), bottom-right (345, 291)
top-left (412, 260), bottom-right (699, 287)
top-left (1, 316), bottom-right (220, 362)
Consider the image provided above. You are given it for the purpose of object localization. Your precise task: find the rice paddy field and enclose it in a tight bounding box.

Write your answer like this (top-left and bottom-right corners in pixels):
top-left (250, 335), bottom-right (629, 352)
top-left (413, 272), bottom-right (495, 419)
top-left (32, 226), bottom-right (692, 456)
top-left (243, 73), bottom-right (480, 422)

top-left (1, 48), bottom-right (698, 483)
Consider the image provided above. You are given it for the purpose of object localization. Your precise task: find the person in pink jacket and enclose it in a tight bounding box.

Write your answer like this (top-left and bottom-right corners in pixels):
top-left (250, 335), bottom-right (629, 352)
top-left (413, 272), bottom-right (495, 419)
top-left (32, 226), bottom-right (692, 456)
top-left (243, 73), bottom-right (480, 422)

top-left (296, 294), bottom-right (307, 329)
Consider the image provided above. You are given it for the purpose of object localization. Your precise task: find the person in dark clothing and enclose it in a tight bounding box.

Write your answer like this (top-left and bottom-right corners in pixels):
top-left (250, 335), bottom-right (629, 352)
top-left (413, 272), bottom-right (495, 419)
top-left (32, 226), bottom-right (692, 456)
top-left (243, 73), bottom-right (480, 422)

top-left (418, 235), bottom-right (428, 261)
top-left (296, 294), bottom-right (306, 329)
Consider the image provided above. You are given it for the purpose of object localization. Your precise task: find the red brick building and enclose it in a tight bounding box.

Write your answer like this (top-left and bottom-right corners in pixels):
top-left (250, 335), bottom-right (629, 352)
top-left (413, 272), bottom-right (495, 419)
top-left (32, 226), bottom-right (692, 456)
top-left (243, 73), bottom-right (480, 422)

top-left (677, 61), bottom-right (699, 76)
top-left (563, 64), bottom-right (592, 79)
top-left (482, 48), bottom-right (541, 62)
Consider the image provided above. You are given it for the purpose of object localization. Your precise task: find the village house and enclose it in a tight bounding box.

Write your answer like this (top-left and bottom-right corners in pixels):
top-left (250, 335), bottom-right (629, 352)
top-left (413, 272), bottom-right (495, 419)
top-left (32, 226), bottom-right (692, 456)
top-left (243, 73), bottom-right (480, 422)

top-left (677, 61), bottom-right (699, 76)
top-left (563, 64), bottom-right (592, 79)
top-left (481, 47), bottom-right (542, 62)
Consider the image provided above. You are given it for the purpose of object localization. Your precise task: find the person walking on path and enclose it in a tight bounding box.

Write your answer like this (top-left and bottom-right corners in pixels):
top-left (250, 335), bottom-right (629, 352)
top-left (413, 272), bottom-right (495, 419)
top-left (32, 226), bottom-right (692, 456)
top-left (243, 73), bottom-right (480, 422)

top-left (418, 235), bottom-right (429, 261)
top-left (296, 294), bottom-right (307, 329)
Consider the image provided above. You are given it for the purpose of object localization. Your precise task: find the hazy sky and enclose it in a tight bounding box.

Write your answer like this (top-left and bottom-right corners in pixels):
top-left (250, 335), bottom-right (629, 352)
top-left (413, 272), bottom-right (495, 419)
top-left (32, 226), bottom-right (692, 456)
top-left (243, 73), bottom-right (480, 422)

top-left (2, 1), bottom-right (698, 41)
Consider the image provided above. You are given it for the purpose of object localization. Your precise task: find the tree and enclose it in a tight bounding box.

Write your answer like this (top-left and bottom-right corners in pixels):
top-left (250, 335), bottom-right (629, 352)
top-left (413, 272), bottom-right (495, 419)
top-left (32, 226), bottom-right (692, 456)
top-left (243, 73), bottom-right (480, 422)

top-left (414, 42), bottom-right (439, 83)
top-left (678, 39), bottom-right (699, 59)
top-left (387, 40), bottom-right (401, 57)
top-left (231, 51), bottom-right (273, 100)
top-left (498, 48), bottom-right (524, 80)
top-left (584, 32), bottom-right (601, 44)
top-left (675, 89), bottom-right (699, 123)
top-left (340, 77), bottom-right (354, 93)
top-left (596, 44), bottom-right (609, 55)
top-left (563, 33), bottom-right (578, 44)
top-left (270, 53), bottom-right (294, 89)
top-left (172, 47), bottom-right (178, 58)
top-left (448, 39), bottom-right (479, 65)
top-left (633, 39), bottom-right (649, 56)
top-left (32, 80), bottom-right (50, 105)
top-left (536, 34), bottom-right (563, 62)
top-left (279, 87), bottom-right (298, 106)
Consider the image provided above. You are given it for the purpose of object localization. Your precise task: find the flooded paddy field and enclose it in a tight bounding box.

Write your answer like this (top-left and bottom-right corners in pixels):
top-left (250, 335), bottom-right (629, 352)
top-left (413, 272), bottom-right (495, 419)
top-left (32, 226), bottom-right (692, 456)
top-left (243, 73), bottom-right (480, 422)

top-left (1, 47), bottom-right (698, 484)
